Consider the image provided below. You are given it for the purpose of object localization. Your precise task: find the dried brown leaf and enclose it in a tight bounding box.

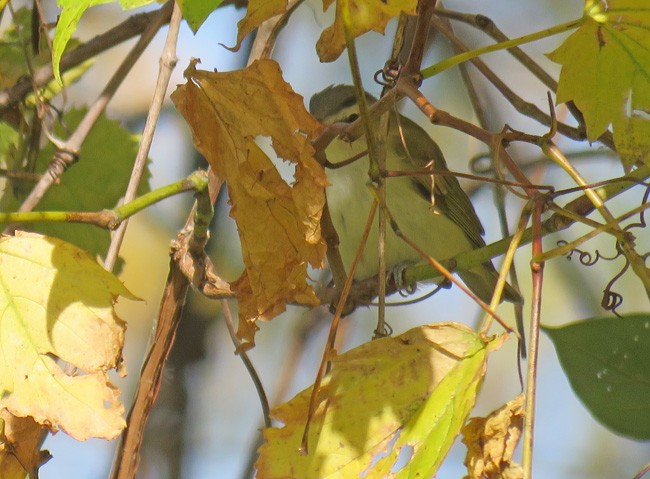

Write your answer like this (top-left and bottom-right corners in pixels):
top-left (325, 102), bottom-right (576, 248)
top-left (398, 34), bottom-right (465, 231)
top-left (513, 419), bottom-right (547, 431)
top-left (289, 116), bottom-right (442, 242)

top-left (462, 394), bottom-right (524, 479)
top-left (171, 59), bottom-right (327, 348)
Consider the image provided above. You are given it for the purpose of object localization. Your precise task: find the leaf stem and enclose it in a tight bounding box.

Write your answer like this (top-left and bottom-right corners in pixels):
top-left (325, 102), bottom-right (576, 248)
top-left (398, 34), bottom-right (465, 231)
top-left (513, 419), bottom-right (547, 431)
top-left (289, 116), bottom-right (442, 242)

top-left (421, 17), bottom-right (586, 79)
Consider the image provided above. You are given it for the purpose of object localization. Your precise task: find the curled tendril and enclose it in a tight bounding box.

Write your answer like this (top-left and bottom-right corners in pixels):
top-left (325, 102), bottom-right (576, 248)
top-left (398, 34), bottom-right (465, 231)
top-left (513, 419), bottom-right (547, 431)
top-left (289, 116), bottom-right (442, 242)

top-left (373, 321), bottom-right (393, 338)
top-left (49, 149), bottom-right (79, 180)
top-left (374, 60), bottom-right (401, 88)
top-left (557, 239), bottom-right (630, 315)
top-left (556, 240), bottom-right (619, 265)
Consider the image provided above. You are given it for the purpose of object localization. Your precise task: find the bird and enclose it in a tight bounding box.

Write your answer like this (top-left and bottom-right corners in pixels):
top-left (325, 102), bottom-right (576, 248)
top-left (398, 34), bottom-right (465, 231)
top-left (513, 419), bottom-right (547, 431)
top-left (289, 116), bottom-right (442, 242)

top-left (309, 84), bottom-right (520, 303)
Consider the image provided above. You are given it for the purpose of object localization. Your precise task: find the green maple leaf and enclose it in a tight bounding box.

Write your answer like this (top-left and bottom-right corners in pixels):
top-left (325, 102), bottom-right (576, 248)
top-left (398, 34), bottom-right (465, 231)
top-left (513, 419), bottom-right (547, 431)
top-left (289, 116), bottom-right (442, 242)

top-left (548, 0), bottom-right (650, 169)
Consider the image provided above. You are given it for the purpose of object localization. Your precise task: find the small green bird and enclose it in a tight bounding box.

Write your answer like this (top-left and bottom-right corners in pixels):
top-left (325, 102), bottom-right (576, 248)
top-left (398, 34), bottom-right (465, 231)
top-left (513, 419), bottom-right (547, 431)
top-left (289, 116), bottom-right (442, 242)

top-left (309, 85), bottom-right (520, 303)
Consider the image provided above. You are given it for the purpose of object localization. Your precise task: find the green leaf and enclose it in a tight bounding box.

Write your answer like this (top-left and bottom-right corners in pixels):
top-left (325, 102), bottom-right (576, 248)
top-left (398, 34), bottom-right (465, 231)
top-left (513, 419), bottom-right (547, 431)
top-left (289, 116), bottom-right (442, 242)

top-left (543, 313), bottom-right (650, 439)
top-left (177, 0), bottom-right (223, 33)
top-left (53, 0), bottom-right (156, 84)
top-left (3, 109), bottom-right (150, 262)
top-left (257, 323), bottom-right (503, 478)
top-left (547, 0), bottom-right (650, 168)
top-left (0, 122), bottom-right (19, 169)
top-left (0, 8), bottom-right (52, 89)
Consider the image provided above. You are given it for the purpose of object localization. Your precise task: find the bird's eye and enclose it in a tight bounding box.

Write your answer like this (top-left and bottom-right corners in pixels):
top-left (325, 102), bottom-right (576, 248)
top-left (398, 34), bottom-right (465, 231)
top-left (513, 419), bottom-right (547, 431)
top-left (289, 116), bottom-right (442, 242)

top-left (345, 113), bottom-right (359, 122)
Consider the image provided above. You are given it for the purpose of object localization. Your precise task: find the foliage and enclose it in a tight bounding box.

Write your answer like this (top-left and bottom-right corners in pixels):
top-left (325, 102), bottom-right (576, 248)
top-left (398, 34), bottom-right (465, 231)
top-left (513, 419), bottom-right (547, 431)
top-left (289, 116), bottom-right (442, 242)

top-left (0, 0), bottom-right (648, 478)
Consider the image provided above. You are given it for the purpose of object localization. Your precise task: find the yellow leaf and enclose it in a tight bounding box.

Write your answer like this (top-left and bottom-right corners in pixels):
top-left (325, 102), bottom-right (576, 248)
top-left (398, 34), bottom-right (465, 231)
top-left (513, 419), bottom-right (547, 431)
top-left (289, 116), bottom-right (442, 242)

top-left (0, 232), bottom-right (137, 440)
top-left (548, 0), bottom-right (650, 154)
top-left (462, 394), bottom-right (524, 479)
top-left (316, 0), bottom-right (417, 62)
top-left (229, 0), bottom-right (288, 52)
top-left (257, 323), bottom-right (503, 478)
top-left (171, 59), bottom-right (327, 349)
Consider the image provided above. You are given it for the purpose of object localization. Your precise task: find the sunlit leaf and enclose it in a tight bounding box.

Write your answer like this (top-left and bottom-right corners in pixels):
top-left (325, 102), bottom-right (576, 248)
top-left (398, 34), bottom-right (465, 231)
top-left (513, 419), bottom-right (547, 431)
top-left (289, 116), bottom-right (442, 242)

top-left (548, 0), bottom-right (650, 168)
top-left (257, 323), bottom-right (503, 478)
top-left (462, 394), bottom-right (524, 479)
top-left (171, 59), bottom-right (327, 349)
top-left (316, 0), bottom-right (417, 62)
top-left (0, 232), bottom-right (138, 440)
top-left (229, 0), bottom-right (287, 51)
top-left (543, 313), bottom-right (650, 439)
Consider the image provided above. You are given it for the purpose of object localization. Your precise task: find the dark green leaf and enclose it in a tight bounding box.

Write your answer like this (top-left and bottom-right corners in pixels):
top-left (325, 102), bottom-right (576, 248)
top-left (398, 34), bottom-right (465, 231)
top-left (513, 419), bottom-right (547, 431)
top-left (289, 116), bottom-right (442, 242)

top-left (5, 109), bottom-right (150, 263)
top-left (543, 313), bottom-right (650, 439)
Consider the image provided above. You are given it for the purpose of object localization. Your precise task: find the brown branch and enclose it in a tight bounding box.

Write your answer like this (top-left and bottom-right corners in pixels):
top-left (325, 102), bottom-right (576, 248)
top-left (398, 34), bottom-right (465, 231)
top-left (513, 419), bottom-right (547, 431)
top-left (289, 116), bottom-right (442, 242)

top-left (110, 171), bottom-right (230, 479)
top-left (432, 9), bottom-right (616, 150)
top-left (430, 16), bottom-right (594, 145)
top-left (109, 241), bottom-right (192, 479)
top-left (0, 3), bottom-right (173, 116)
top-left (401, 0), bottom-right (438, 79)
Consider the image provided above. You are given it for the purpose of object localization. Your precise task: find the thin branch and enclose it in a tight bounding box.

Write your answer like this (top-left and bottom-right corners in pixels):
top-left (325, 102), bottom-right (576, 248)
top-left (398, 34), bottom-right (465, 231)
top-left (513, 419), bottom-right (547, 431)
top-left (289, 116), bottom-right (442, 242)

top-left (0, 3), bottom-right (173, 115)
top-left (221, 300), bottom-right (271, 428)
top-left (434, 7), bottom-right (610, 147)
top-left (109, 171), bottom-right (221, 479)
top-left (522, 197), bottom-right (545, 479)
top-left (430, 16), bottom-right (599, 146)
top-left (109, 241), bottom-right (191, 479)
top-left (15, 1), bottom-right (174, 216)
top-left (435, 8), bottom-right (558, 91)
top-left (400, 0), bottom-right (437, 78)
top-left (405, 163), bottom-right (650, 284)
top-left (104, 0), bottom-right (183, 271)
top-left (543, 142), bottom-right (650, 297)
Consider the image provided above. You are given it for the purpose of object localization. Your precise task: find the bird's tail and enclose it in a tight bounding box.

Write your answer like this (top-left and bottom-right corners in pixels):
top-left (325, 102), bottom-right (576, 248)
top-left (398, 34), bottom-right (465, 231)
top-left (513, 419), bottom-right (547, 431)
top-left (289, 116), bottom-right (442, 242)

top-left (458, 263), bottom-right (522, 304)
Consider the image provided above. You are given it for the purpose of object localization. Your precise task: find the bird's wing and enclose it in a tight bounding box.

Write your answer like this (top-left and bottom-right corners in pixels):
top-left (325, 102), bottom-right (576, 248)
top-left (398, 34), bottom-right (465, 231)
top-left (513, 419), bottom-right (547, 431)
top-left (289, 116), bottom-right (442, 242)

top-left (388, 112), bottom-right (486, 249)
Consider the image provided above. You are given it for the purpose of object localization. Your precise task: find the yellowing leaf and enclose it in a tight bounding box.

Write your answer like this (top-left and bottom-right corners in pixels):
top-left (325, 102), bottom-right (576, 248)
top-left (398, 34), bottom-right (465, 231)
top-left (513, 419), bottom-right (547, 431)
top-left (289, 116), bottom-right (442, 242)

top-left (462, 395), bottom-right (524, 479)
top-left (548, 0), bottom-right (650, 162)
top-left (171, 59), bottom-right (327, 349)
top-left (0, 232), bottom-right (137, 440)
top-left (257, 323), bottom-right (503, 478)
top-left (316, 0), bottom-right (417, 62)
top-left (229, 0), bottom-right (287, 51)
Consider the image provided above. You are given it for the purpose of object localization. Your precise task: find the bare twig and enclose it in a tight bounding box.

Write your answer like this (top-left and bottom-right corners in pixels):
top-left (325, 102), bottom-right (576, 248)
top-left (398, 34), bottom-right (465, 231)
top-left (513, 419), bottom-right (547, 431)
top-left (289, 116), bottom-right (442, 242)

top-left (15, 1), bottom-right (174, 216)
top-left (434, 7), bottom-right (609, 146)
top-left (110, 171), bottom-right (223, 479)
top-left (109, 239), bottom-right (192, 479)
top-left (104, 0), bottom-right (183, 271)
top-left (0, 4), bottom-right (173, 115)
top-left (430, 16), bottom-right (600, 146)
top-left (221, 300), bottom-right (271, 427)
top-left (401, 0), bottom-right (438, 78)
top-left (522, 197), bottom-right (545, 479)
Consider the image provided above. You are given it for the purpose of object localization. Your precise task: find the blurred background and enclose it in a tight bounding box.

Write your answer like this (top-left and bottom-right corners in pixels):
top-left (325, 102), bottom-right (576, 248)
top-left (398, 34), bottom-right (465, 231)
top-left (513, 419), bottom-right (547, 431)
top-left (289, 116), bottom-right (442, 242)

top-left (3, 0), bottom-right (649, 477)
